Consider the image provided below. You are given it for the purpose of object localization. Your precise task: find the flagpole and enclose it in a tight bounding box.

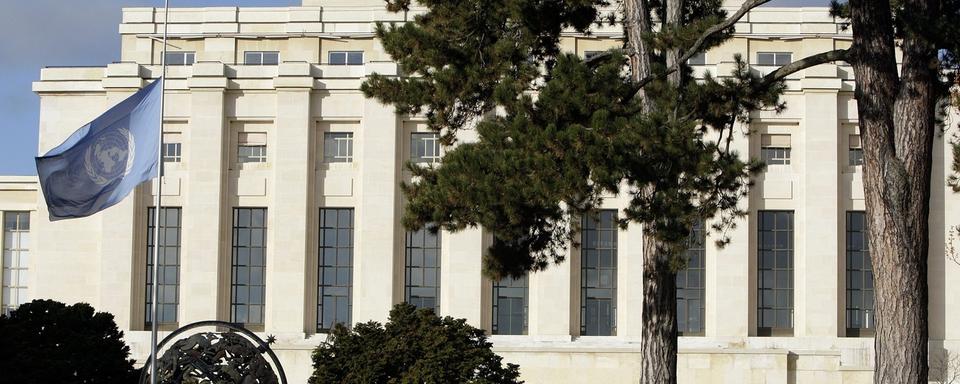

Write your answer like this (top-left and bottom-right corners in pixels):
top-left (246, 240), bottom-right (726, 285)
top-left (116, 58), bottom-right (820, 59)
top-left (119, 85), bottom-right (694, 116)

top-left (149, 0), bottom-right (170, 383)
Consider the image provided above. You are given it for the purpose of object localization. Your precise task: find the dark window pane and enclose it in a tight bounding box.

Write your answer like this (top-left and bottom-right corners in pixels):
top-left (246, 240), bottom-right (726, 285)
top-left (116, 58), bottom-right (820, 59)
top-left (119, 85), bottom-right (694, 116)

top-left (757, 210), bottom-right (793, 335)
top-left (581, 210), bottom-right (617, 336)
top-left (347, 51), bottom-right (364, 65)
top-left (492, 272), bottom-right (528, 335)
top-left (145, 208), bottom-right (181, 326)
top-left (688, 52), bottom-right (706, 66)
top-left (677, 221), bottom-right (706, 336)
top-left (231, 208), bottom-right (267, 328)
top-left (329, 51), bottom-right (346, 65)
top-left (405, 227), bottom-right (441, 313)
top-left (410, 133), bottom-right (441, 163)
top-left (318, 208), bottom-right (354, 332)
top-left (263, 52), bottom-right (279, 65)
top-left (845, 211), bottom-right (874, 335)
top-left (757, 52), bottom-right (775, 65)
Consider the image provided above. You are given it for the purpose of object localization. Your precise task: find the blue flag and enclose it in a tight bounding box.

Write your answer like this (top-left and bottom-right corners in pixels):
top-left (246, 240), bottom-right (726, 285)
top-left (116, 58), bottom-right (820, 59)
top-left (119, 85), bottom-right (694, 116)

top-left (36, 78), bottom-right (163, 221)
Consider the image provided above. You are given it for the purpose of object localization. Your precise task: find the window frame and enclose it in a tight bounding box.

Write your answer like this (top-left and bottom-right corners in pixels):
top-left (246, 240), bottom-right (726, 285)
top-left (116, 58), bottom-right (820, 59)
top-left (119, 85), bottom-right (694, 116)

top-left (163, 51), bottom-right (196, 66)
top-left (410, 132), bottom-right (441, 164)
top-left (162, 142), bottom-right (182, 163)
top-left (760, 146), bottom-right (792, 166)
top-left (238, 145), bottom-right (267, 163)
top-left (677, 220), bottom-right (706, 336)
top-left (849, 134), bottom-right (864, 167)
top-left (322, 132), bottom-right (354, 163)
top-left (317, 208), bottom-right (354, 332)
top-left (230, 208), bottom-right (268, 330)
top-left (328, 51), bottom-right (364, 66)
top-left (145, 207), bottom-right (181, 329)
top-left (580, 210), bottom-right (618, 336)
top-left (492, 274), bottom-right (529, 335)
top-left (757, 210), bottom-right (794, 336)
top-left (756, 52), bottom-right (793, 66)
top-left (845, 211), bottom-right (875, 337)
top-left (1, 211), bottom-right (30, 316)
top-left (404, 227), bottom-right (441, 313)
top-left (244, 51), bottom-right (280, 66)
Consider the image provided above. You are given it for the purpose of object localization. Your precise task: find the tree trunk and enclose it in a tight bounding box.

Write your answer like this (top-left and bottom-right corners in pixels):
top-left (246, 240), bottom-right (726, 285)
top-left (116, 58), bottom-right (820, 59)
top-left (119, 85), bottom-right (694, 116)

top-left (641, 234), bottom-right (679, 384)
top-left (848, 0), bottom-right (936, 382)
top-left (625, 0), bottom-right (682, 382)
top-left (624, 0), bottom-right (653, 112)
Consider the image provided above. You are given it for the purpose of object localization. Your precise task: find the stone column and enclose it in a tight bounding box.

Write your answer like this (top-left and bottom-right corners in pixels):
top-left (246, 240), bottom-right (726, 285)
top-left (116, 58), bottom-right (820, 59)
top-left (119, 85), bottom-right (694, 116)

top-left (266, 64), bottom-right (314, 334)
top-left (618, 200), bottom-right (645, 339)
top-left (352, 96), bottom-right (399, 324)
top-left (798, 67), bottom-right (842, 337)
top-left (179, 63), bottom-right (228, 323)
top-left (710, 62), bottom-right (752, 338)
top-left (440, 227), bottom-right (485, 327)
top-left (529, 247), bottom-right (573, 339)
top-left (97, 64), bottom-right (145, 330)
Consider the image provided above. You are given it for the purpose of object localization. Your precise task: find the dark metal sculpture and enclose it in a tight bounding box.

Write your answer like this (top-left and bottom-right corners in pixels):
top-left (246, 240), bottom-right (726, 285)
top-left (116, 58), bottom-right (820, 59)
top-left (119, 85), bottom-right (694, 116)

top-left (138, 321), bottom-right (287, 384)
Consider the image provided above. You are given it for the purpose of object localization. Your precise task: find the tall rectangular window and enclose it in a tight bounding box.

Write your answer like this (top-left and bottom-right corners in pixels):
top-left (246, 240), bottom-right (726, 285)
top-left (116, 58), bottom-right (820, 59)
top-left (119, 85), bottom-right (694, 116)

top-left (581, 210), bottom-right (617, 336)
top-left (238, 132), bottom-right (267, 163)
top-left (405, 228), bottom-right (441, 312)
top-left (846, 211), bottom-right (874, 336)
top-left (757, 52), bottom-right (792, 66)
top-left (244, 51), bottom-right (279, 65)
top-left (410, 133), bottom-right (441, 164)
top-left (318, 208), bottom-right (354, 332)
top-left (328, 51), bottom-right (364, 65)
top-left (677, 220), bottom-right (705, 336)
top-left (760, 134), bottom-right (791, 166)
top-left (145, 207), bottom-right (181, 326)
top-left (231, 208), bottom-right (267, 329)
top-left (2, 212), bottom-right (29, 315)
top-left (492, 275), bottom-right (528, 335)
top-left (323, 132), bottom-right (354, 163)
top-left (163, 51), bottom-right (195, 66)
top-left (757, 210), bottom-right (794, 336)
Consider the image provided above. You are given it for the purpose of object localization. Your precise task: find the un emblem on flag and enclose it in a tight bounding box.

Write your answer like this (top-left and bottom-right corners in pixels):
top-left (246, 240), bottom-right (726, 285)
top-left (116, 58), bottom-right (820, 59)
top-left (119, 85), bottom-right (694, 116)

top-left (84, 128), bottom-right (135, 186)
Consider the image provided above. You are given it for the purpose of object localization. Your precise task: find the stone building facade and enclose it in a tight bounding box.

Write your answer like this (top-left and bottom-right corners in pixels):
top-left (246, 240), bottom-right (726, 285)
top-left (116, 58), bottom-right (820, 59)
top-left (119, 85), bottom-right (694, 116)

top-left (1, 0), bottom-right (959, 383)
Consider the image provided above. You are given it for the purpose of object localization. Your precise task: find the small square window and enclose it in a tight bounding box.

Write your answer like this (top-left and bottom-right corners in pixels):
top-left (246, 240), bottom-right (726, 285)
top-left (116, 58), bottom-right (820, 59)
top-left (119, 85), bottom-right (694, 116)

top-left (323, 132), bottom-right (354, 163)
top-left (849, 148), bottom-right (864, 166)
top-left (688, 52), bottom-right (706, 66)
top-left (238, 146), bottom-right (266, 163)
top-left (849, 134), bottom-right (863, 166)
top-left (238, 132), bottom-right (267, 163)
top-left (244, 51), bottom-right (280, 66)
top-left (757, 52), bottom-right (792, 66)
top-left (760, 134), bottom-right (791, 166)
top-left (162, 143), bottom-right (182, 163)
top-left (761, 147), bottom-right (791, 165)
top-left (410, 133), bottom-right (441, 164)
top-left (164, 52), bottom-right (195, 66)
top-left (329, 51), bottom-right (364, 66)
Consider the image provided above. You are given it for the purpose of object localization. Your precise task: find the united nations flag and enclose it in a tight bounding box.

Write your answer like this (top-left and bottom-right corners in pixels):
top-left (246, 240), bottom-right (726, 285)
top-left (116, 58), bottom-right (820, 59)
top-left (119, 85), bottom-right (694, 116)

top-left (36, 78), bottom-right (163, 221)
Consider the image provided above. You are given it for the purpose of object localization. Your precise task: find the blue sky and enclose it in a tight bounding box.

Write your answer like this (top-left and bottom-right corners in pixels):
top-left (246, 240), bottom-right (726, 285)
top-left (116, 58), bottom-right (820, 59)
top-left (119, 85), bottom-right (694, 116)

top-left (0, 0), bottom-right (827, 176)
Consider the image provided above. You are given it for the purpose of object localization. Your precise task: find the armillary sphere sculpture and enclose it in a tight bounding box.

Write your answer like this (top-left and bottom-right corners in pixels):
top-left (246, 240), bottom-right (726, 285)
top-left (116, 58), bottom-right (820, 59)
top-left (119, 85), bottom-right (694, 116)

top-left (138, 320), bottom-right (288, 384)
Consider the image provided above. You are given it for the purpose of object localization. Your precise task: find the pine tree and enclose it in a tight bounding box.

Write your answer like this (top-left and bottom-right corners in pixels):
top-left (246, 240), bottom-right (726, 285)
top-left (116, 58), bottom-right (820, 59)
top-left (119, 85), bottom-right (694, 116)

top-left (364, 0), bottom-right (960, 383)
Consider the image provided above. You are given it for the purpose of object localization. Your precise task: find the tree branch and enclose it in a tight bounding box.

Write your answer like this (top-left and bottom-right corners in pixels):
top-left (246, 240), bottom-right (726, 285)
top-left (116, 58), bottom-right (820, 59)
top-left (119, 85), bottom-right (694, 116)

top-left (634, 0), bottom-right (774, 89)
top-left (761, 49), bottom-right (849, 85)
